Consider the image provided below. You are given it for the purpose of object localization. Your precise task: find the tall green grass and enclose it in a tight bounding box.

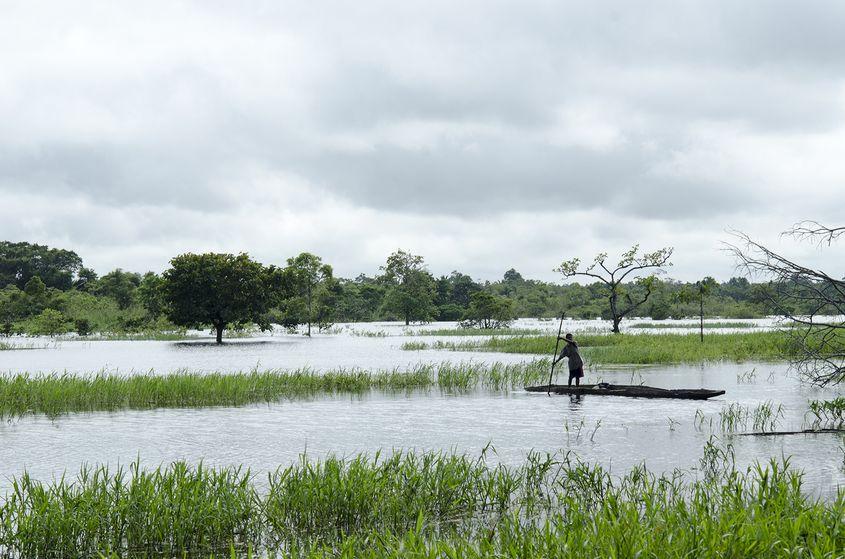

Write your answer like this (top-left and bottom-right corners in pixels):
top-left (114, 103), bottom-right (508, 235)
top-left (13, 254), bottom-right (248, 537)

top-left (808, 397), bottom-right (845, 429)
top-left (1, 448), bottom-right (842, 557)
top-left (0, 361), bottom-right (551, 418)
top-left (629, 321), bottom-right (760, 329)
top-left (413, 327), bottom-right (548, 336)
top-left (412, 331), bottom-right (799, 364)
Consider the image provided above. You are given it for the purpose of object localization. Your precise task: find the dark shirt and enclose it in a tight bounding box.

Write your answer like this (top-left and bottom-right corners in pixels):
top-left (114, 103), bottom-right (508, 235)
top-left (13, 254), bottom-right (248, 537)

top-left (559, 341), bottom-right (584, 371)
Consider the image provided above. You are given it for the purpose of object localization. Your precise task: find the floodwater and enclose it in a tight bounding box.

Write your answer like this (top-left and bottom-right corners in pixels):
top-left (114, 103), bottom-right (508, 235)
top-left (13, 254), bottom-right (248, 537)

top-left (1, 319), bottom-right (843, 497)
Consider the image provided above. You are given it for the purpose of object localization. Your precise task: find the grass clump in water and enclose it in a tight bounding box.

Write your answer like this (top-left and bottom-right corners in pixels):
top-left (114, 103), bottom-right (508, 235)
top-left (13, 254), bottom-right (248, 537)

top-left (1, 448), bottom-right (842, 558)
top-left (418, 331), bottom-right (798, 364)
top-left (0, 361), bottom-right (551, 418)
top-left (400, 341), bottom-right (428, 350)
top-left (807, 397), bottom-right (845, 429)
top-left (413, 327), bottom-right (547, 336)
top-left (629, 321), bottom-right (760, 329)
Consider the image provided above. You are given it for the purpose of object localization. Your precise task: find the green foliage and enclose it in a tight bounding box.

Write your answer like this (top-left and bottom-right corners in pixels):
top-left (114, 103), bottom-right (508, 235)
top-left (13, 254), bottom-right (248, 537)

top-left (282, 253), bottom-right (336, 335)
top-left (0, 285), bottom-right (29, 328)
top-left (1, 450), bottom-right (842, 557)
top-left (460, 291), bottom-right (515, 329)
top-left (163, 253), bottom-right (273, 343)
top-left (0, 239), bottom-right (833, 332)
top-left (26, 308), bottom-right (72, 336)
top-left (807, 397), bottom-right (845, 429)
top-left (556, 244), bottom-right (674, 333)
top-left (136, 272), bottom-right (167, 319)
top-left (93, 268), bottom-right (141, 309)
top-left (420, 331), bottom-right (796, 364)
top-left (379, 250), bottom-right (437, 325)
top-left (0, 240), bottom-right (82, 290)
top-left (0, 361), bottom-right (550, 418)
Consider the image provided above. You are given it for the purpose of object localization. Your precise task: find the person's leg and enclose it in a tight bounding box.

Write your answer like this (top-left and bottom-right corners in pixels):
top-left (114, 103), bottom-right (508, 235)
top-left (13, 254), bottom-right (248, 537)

top-left (575, 375), bottom-right (580, 387)
top-left (568, 373), bottom-right (573, 387)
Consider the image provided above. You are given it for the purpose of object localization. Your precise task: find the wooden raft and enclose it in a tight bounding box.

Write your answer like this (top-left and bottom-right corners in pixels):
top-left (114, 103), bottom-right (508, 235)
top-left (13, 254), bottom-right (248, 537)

top-left (525, 383), bottom-right (725, 400)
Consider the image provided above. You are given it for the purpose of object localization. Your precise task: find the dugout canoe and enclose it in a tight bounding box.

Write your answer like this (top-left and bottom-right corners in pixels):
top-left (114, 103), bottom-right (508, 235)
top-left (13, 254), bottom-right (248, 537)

top-left (525, 383), bottom-right (725, 400)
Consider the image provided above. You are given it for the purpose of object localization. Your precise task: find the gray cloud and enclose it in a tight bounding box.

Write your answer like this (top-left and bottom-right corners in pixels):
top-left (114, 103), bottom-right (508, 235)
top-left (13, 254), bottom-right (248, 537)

top-left (1, 0), bottom-right (844, 279)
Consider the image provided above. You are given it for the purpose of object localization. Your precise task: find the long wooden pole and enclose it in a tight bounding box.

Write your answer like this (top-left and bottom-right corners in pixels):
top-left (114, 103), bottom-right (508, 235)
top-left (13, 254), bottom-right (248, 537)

top-left (548, 312), bottom-right (565, 396)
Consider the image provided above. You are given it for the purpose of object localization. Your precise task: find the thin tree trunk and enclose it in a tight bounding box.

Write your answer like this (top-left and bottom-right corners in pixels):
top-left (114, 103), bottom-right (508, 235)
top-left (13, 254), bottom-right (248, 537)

top-left (215, 323), bottom-right (224, 344)
top-left (306, 284), bottom-right (312, 337)
top-left (610, 290), bottom-right (621, 333)
top-left (699, 296), bottom-right (704, 342)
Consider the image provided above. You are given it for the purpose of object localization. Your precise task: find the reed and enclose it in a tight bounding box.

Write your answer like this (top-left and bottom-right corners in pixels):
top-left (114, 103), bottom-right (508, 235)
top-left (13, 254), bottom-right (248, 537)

top-left (70, 331), bottom-right (197, 341)
top-left (1, 448), bottom-right (842, 558)
top-left (412, 331), bottom-right (798, 364)
top-left (629, 321), bottom-right (760, 329)
top-left (400, 341), bottom-right (428, 350)
top-left (0, 361), bottom-right (551, 418)
top-left (807, 397), bottom-right (845, 429)
top-left (413, 328), bottom-right (547, 337)
top-left (714, 401), bottom-right (784, 433)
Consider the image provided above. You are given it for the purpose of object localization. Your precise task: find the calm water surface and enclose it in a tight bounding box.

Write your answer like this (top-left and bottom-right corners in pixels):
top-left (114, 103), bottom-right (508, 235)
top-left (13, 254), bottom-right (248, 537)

top-left (1, 319), bottom-right (843, 497)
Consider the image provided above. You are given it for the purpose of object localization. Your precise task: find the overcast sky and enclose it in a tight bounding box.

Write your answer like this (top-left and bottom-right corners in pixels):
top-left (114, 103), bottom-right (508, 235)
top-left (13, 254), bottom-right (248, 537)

top-left (2, 1), bottom-right (844, 283)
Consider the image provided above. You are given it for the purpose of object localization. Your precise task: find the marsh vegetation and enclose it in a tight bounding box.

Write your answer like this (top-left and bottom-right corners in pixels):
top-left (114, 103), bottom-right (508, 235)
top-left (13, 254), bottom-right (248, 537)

top-left (405, 331), bottom-right (797, 364)
top-left (1, 447), bottom-right (842, 558)
top-left (0, 361), bottom-right (552, 418)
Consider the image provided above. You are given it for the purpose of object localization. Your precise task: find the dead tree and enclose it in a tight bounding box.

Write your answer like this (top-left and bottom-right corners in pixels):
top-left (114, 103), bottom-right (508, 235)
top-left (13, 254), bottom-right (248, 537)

top-left (556, 244), bottom-right (673, 333)
top-left (725, 222), bottom-right (845, 386)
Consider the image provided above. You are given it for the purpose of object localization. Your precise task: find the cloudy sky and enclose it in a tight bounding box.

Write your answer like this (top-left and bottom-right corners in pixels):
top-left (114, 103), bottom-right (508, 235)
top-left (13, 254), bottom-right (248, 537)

top-left (2, 1), bottom-right (844, 282)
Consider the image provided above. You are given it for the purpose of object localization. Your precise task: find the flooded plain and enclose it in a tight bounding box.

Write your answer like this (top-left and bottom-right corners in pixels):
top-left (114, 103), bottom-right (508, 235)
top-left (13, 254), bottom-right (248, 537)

top-left (1, 318), bottom-right (843, 497)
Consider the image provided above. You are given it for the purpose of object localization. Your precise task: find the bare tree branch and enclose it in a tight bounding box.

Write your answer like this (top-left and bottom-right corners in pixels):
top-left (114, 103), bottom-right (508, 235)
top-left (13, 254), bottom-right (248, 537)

top-left (725, 224), bottom-right (845, 386)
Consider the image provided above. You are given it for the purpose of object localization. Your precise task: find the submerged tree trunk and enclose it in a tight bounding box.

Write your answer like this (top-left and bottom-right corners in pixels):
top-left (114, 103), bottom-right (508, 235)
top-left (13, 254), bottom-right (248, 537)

top-left (610, 291), bottom-right (621, 333)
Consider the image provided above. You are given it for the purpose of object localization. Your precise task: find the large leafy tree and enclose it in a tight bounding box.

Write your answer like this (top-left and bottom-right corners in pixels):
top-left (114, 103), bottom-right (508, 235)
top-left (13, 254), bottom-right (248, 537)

top-left (461, 291), bottom-right (515, 329)
top-left (556, 244), bottom-right (673, 333)
top-left (163, 253), bottom-right (272, 343)
top-left (379, 250), bottom-right (436, 325)
top-left (94, 269), bottom-right (141, 310)
top-left (0, 241), bottom-right (83, 290)
top-left (283, 252), bottom-right (335, 336)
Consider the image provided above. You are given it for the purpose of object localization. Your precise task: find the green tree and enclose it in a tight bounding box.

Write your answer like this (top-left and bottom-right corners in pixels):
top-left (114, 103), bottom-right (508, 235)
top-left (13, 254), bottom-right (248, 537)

top-left (137, 272), bottom-right (167, 319)
top-left (23, 276), bottom-right (48, 313)
top-left (379, 250), bottom-right (436, 325)
top-left (74, 267), bottom-right (99, 291)
top-left (94, 269), bottom-right (141, 310)
top-left (0, 285), bottom-right (29, 333)
top-left (461, 291), bottom-right (515, 329)
top-left (284, 253), bottom-right (334, 336)
top-left (163, 253), bottom-right (272, 343)
top-left (556, 244), bottom-right (673, 333)
top-left (0, 241), bottom-right (83, 290)
top-left (30, 308), bottom-right (71, 336)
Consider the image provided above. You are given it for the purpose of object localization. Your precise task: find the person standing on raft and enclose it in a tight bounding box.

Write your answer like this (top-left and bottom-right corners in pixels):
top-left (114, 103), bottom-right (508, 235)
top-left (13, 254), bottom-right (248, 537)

top-left (553, 333), bottom-right (584, 387)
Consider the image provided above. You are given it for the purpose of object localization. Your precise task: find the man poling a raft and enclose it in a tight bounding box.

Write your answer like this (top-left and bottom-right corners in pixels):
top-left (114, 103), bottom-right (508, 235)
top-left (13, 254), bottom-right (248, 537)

top-left (552, 333), bottom-right (585, 387)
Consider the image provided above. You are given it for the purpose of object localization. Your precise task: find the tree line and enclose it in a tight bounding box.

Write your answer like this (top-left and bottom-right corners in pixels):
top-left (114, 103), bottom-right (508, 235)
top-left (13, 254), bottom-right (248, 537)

top-left (0, 239), bottom-right (823, 341)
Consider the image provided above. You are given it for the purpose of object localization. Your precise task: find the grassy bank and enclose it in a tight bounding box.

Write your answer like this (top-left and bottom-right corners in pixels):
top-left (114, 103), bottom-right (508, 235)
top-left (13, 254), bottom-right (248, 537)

top-left (1, 448), bottom-right (842, 558)
top-left (407, 331), bottom-right (798, 364)
top-left (0, 361), bottom-right (551, 418)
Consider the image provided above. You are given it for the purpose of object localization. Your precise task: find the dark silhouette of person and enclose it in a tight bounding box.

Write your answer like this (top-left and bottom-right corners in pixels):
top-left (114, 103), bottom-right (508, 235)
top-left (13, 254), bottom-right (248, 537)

top-left (553, 333), bottom-right (584, 387)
